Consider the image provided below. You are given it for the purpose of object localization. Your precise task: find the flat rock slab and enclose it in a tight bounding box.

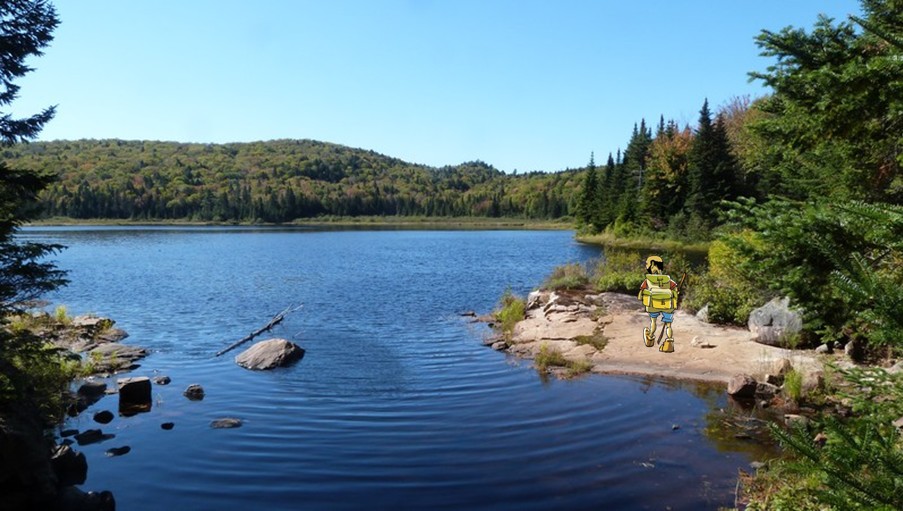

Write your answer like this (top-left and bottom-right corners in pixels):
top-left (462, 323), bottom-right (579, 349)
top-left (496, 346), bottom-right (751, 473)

top-left (235, 338), bottom-right (304, 370)
top-left (500, 291), bottom-right (823, 385)
top-left (211, 418), bottom-right (243, 429)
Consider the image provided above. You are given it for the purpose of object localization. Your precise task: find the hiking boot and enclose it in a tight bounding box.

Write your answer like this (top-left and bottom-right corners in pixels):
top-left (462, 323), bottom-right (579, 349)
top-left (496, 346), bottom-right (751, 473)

top-left (659, 338), bottom-right (674, 353)
top-left (643, 328), bottom-right (654, 347)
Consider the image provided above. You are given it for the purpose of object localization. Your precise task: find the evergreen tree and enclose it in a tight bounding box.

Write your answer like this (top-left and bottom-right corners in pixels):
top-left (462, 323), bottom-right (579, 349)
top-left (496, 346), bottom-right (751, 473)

top-left (594, 153), bottom-right (616, 229)
top-left (576, 152), bottom-right (597, 227)
top-left (685, 99), bottom-right (718, 226)
top-left (749, 2), bottom-right (903, 203)
top-left (0, 0), bottom-right (66, 312)
top-left (0, 0), bottom-right (70, 422)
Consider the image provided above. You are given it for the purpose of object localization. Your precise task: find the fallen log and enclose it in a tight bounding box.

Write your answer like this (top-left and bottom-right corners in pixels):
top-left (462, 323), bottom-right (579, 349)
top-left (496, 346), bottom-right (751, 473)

top-left (215, 304), bottom-right (303, 357)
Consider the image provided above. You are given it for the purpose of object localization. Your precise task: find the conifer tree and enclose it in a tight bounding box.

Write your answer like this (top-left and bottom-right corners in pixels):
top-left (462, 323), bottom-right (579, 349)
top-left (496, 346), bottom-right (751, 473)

top-left (0, 0), bottom-right (66, 312)
top-left (576, 152), bottom-right (597, 227)
top-left (0, 1), bottom-right (69, 420)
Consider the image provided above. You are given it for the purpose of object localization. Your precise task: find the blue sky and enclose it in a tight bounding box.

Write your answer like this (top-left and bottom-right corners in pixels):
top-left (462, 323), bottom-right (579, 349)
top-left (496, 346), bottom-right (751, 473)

top-left (15, 1), bottom-right (862, 173)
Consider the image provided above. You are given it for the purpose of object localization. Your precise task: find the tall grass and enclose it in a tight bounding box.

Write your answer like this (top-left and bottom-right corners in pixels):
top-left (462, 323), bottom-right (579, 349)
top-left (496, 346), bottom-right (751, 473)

top-left (542, 262), bottom-right (590, 291)
top-left (496, 289), bottom-right (525, 338)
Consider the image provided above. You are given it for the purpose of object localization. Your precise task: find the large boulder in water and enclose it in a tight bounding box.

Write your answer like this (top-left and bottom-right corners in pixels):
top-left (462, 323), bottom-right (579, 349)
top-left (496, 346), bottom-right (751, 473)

top-left (748, 297), bottom-right (802, 347)
top-left (235, 338), bottom-right (304, 370)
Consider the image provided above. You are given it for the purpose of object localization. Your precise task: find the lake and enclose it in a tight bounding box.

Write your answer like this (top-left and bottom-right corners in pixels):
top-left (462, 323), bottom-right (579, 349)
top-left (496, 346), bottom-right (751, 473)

top-left (20, 226), bottom-right (769, 510)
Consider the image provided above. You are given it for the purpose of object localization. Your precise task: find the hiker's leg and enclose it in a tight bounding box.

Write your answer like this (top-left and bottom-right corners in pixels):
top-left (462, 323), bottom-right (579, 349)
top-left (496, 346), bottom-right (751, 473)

top-left (644, 313), bottom-right (657, 347)
top-left (659, 313), bottom-right (674, 353)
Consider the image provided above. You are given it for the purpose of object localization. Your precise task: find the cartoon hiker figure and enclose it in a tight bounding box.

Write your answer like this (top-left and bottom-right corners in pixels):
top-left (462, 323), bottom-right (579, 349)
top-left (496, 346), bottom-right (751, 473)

top-left (638, 255), bottom-right (678, 353)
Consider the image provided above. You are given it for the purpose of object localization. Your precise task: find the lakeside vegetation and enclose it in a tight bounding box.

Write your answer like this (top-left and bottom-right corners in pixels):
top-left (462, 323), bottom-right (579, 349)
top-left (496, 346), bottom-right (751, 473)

top-left (1, 0), bottom-right (902, 509)
top-left (496, 2), bottom-right (903, 508)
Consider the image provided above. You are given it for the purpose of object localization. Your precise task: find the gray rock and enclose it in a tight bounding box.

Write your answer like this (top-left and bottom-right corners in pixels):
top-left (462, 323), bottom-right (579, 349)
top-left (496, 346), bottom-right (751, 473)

top-left (71, 315), bottom-right (114, 333)
top-left (76, 381), bottom-right (107, 399)
top-left (117, 377), bottom-right (151, 410)
top-left (490, 341), bottom-right (507, 351)
top-left (886, 361), bottom-right (903, 375)
top-left (845, 339), bottom-right (863, 361)
top-left (771, 358), bottom-right (794, 376)
top-left (728, 374), bottom-right (758, 398)
top-left (526, 291), bottom-right (543, 310)
top-left (755, 382), bottom-right (780, 399)
top-left (748, 297), bottom-right (803, 347)
top-left (89, 342), bottom-right (148, 372)
top-left (815, 343), bottom-right (831, 354)
top-left (695, 304), bottom-right (710, 323)
top-left (749, 461), bottom-right (766, 470)
top-left (152, 375), bottom-right (171, 385)
top-left (51, 444), bottom-right (87, 486)
top-left (784, 414), bottom-right (810, 428)
top-left (893, 416), bottom-right (903, 429)
top-left (96, 327), bottom-right (129, 343)
top-left (235, 338), bottom-right (305, 370)
top-left (765, 373), bottom-right (784, 386)
top-left (184, 384), bottom-right (205, 401)
top-left (210, 418), bottom-right (243, 429)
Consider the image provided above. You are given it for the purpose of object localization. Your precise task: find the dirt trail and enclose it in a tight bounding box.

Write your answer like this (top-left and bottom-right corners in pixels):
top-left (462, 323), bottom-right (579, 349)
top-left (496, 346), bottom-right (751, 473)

top-left (501, 291), bottom-right (822, 384)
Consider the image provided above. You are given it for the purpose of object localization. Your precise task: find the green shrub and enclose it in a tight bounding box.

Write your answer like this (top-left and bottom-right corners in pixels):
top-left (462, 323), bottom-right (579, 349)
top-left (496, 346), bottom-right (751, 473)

top-left (593, 249), bottom-right (644, 293)
top-left (685, 231), bottom-right (766, 325)
top-left (496, 289), bottom-right (525, 338)
top-left (534, 343), bottom-right (593, 377)
top-left (534, 343), bottom-right (568, 372)
top-left (543, 262), bottom-right (590, 291)
top-left (720, 199), bottom-right (903, 352)
top-left (54, 305), bottom-right (71, 325)
top-left (783, 369), bottom-right (803, 402)
top-left (574, 331), bottom-right (608, 351)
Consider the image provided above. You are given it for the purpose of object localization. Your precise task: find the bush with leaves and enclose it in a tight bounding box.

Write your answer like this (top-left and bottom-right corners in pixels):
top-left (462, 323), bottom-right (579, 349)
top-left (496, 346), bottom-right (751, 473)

top-left (543, 262), bottom-right (591, 291)
top-left (718, 198), bottom-right (903, 351)
top-left (495, 290), bottom-right (525, 340)
top-left (686, 232), bottom-right (766, 325)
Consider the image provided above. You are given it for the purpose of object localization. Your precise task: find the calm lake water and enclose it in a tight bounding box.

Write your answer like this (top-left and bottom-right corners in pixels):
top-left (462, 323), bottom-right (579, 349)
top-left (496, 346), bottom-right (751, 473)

top-left (21, 226), bottom-right (769, 510)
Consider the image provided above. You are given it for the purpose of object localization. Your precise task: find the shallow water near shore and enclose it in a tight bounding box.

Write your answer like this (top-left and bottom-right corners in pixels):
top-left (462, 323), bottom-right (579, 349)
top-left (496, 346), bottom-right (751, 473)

top-left (22, 226), bottom-right (776, 510)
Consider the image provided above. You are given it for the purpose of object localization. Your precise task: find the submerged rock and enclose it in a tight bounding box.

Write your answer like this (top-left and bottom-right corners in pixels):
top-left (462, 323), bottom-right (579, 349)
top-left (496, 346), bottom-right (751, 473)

top-left (104, 446), bottom-right (131, 457)
top-left (74, 429), bottom-right (114, 446)
top-left (235, 338), bottom-right (305, 370)
top-left (183, 384), bottom-right (205, 401)
top-left (210, 418), bottom-right (243, 429)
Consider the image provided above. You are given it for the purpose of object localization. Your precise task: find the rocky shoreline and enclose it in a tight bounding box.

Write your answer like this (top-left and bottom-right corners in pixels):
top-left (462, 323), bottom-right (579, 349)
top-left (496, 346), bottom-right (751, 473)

top-left (480, 289), bottom-right (863, 396)
top-left (0, 311), bottom-right (310, 511)
top-left (1, 313), bottom-right (144, 511)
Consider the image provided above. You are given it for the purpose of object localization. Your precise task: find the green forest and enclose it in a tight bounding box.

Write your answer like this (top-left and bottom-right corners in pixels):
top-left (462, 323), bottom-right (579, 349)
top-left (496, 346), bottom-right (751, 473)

top-left (5, 139), bottom-right (580, 222)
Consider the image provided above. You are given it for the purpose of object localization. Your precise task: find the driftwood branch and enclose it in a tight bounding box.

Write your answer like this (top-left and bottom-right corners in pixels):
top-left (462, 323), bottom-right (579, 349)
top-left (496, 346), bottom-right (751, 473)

top-left (215, 304), bottom-right (303, 357)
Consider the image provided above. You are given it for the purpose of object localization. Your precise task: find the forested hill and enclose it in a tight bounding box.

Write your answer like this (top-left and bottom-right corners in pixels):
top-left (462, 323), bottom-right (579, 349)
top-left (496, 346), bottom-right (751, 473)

top-left (3, 139), bottom-right (580, 222)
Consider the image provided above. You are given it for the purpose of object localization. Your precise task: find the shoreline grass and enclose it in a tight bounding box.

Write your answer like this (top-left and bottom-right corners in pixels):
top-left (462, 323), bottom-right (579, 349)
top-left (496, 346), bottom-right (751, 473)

top-left (576, 231), bottom-right (709, 254)
top-left (26, 215), bottom-right (574, 230)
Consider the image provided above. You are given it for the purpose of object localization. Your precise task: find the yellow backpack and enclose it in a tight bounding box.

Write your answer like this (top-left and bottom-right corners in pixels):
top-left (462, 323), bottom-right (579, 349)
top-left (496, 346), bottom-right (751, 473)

top-left (641, 274), bottom-right (676, 313)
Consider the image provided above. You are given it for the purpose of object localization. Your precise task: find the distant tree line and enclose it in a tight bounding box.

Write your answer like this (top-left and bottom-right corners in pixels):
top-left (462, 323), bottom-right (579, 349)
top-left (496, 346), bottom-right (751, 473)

top-left (3, 139), bottom-right (581, 222)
